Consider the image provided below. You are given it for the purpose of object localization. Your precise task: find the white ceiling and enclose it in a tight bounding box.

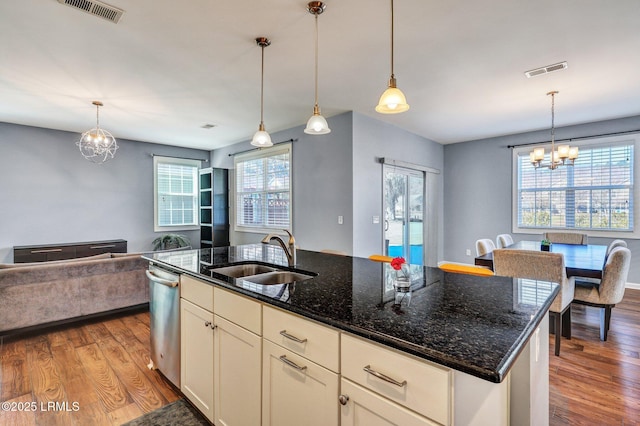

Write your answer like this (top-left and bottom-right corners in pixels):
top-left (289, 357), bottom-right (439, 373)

top-left (2, 0), bottom-right (640, 150)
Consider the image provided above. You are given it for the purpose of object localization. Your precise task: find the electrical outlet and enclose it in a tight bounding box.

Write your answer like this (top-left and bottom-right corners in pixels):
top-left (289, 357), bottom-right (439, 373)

top-left (338, 215), bottom-right (343, 225)
top-left (372, 215), bottom-right (380, 224)
top-left (466, 249), bottom-right (471, 256)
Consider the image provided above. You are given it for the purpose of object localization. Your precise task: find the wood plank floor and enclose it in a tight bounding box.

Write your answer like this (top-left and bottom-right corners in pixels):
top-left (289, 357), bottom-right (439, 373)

top-left (550, 288), bottom-right (640, 426)
top-left (0, 312), bottom-right (180, 426)
top-left (1, 290), bottom-right (639, 425)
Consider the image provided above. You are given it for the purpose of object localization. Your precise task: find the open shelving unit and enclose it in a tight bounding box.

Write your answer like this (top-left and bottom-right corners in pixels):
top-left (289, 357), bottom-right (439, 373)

top-left (199, 167), bottom-right (229, 249)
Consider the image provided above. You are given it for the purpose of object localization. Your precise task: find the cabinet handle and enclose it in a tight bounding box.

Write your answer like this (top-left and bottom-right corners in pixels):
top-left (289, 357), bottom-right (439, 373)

top-left (338, 394), bottom-right (349, 406)
top-left (363, 365), bottom-right (407, 387)
top-left (30, 248), bottom-right (62, 254)
top-left (279, 330), bottom-right (307, 344)
top-left (279, 355), bottom-right (307, 371)
top-left (89, 244), bottom-right (116, 249)
top-left (205, 321), bottom-right (217, 329)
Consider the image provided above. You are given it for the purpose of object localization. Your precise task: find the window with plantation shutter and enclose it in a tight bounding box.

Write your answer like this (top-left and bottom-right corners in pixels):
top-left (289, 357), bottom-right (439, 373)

top-left (234, 144), bottom-right (291, 232)
top-left (513, 135), bottom-right (636, 235)
top-left (153, 156), bottom-right (200, 232)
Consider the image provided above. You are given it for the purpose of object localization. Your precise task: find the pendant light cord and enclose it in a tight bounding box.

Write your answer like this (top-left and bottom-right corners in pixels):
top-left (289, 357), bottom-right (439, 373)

top-left (550, 91), bottom-right (555, 153)
top-left (314, 13), bottom-right (319, 107)
top-left (260, 44), bottom-right (265, 125)
top-left (96, 104), bottom-right (101, 130)
top-left (390, 0), bottom-right (395, 79)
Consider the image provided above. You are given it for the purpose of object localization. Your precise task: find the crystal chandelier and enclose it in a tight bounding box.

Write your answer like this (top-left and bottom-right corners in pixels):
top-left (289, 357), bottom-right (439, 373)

top-left (77, 101), bottom-right (118, 164)
top-left (530, 91), bottom-right (578, 170)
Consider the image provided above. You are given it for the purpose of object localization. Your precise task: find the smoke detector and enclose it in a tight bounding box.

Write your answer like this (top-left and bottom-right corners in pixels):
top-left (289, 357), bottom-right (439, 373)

top-left (524, 61), bottom-right (568, 78)
top-left (57, 0), bottom-right (124, 24)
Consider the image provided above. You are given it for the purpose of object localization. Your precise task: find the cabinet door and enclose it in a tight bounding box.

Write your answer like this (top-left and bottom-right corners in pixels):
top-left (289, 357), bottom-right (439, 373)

top-left (262, 340), bottom-right (338, 426)
top-left (180, 299), bottom-right (214, 422)
top-left (214, 315), bottom-right (262, 426)
top-left (340, 379), bottom-right (438, 426)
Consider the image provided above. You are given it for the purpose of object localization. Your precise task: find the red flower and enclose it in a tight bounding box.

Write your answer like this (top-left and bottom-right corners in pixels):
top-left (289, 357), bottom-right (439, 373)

top-left (390, 256), bottom-right (406, 270)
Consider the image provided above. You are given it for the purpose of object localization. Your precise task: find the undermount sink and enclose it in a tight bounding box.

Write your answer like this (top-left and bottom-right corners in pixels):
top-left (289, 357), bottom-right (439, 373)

top-left (241, 271), bottom-right (315, 285)
top-left (210, 263), bottom-right (278, 278)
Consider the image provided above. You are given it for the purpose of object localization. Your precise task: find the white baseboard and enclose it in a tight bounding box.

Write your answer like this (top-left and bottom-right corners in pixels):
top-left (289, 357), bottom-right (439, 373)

top-left (626, 282), bottom-right (640, 290)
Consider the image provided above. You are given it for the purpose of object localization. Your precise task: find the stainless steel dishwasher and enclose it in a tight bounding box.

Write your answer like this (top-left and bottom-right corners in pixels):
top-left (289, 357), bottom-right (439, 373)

top-left (146, 263), bottom-right (180, 388)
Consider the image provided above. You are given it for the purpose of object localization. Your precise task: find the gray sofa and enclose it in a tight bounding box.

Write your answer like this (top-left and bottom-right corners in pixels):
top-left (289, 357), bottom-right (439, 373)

top-left (0, 252), bottom-right (148, 335)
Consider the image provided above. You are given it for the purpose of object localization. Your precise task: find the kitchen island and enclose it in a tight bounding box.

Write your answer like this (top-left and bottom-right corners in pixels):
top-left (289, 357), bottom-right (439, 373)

top-left (144, 245), bottom-right (559, 426)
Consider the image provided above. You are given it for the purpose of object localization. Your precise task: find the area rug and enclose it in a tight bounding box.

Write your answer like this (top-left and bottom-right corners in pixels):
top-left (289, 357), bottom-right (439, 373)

top-left (122, 399), bottom-right (209, 426)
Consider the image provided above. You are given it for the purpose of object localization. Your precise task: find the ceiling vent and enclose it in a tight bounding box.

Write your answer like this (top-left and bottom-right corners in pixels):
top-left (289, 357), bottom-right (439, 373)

top-left (57, 0), bottom-right (124, 24)
top-left (524, 61), bottom-right (568, 78)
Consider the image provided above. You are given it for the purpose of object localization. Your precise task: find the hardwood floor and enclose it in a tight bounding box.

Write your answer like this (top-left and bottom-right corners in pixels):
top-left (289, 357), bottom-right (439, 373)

top-left (0, 312), bottom-right (180, 426)
top-left (1, 290), bottom-right (639, 425)
top-left (550, 288), bottom-right (640, 426)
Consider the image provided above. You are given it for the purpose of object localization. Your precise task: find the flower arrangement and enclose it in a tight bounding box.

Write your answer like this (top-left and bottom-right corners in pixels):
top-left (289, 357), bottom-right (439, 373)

top-left (390, 256), bottom-right (406, 271)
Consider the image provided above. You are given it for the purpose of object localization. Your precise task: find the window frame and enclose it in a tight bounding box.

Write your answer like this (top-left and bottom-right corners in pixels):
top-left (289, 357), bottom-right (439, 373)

top-left (233, 143), bottom-right (292, 234)
top-left (153, 155), bottom-right (200, 232)
top-left (511, 133), bottom-right (639, 239)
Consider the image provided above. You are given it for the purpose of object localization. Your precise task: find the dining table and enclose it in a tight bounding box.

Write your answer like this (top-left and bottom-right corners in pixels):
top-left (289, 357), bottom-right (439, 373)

top-left (475, 240), bottom-right (608, 279)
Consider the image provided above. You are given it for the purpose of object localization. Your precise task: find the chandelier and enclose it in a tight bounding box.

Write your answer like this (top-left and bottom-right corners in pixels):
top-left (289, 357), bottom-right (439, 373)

top-left (77, 101), bottom-right (118, 164)
top-left (529, 91), bottom-right (578, 170)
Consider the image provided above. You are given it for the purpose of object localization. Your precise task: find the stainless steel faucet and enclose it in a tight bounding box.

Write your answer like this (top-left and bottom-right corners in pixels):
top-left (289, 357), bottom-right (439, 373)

top-left (261, 229), bottom-right (296, 267)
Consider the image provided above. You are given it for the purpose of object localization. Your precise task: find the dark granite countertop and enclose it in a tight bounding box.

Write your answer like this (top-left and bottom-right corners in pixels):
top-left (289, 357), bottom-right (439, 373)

top-left (143, 244), bottom-right (559, 383)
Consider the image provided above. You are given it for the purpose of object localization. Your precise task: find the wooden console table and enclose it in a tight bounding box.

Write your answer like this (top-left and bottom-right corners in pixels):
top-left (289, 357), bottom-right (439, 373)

top-left (13, 239), bottom-right (127, 263)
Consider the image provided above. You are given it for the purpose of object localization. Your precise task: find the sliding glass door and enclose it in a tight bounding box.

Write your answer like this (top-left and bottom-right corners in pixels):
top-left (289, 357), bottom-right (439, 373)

top-left (383, 165), bottom-right (425, 265)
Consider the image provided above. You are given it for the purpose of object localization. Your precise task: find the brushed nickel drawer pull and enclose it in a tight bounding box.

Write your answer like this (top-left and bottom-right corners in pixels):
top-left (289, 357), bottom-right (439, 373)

top-left (89, 244), bottom-right (116, 249)
top-left (363, 365), bottom-right (407, 387)
top-left (279, 355), bottom-right (307, 371)
top-left (280, 330), bottom-right (307, 344)
top-left (31, 248), bottom-right (63, 254)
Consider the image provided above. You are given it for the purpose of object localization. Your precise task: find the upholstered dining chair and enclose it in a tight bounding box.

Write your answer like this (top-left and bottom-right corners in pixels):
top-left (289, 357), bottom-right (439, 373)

top-left (543, 232), bottom-right (588, 245)
top-left (575, 239), bottom-right (628, 289)
top-left (475, 239), bottom-right (496, 257)
top-left (572, 246), bottom-right (631, 341)
top-left (493, 249), bottom-right (575, 356)
top-left (496, 234), bottom-right (514, 249)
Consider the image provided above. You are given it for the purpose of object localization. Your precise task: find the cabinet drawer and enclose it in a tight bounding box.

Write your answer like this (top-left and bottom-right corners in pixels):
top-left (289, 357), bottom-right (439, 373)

top-left (181, 275), bottom-right (213, 312)
top-left (263, 306), bottom-right (339, 372)
top-left (341, 334), bottom-right (451, 425)
top-left (214, 287), bottom-right (261, 335)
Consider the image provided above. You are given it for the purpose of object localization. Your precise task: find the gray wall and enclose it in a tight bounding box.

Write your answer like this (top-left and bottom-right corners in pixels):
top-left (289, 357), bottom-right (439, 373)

top-left (443, 115), bottom-right (640, 284)
top-left (351, 113), bottom-right (444, 262)
top-left (0, 122), bottom-right (208, 262)
top-left (211, 112), bottom-right (354, 254)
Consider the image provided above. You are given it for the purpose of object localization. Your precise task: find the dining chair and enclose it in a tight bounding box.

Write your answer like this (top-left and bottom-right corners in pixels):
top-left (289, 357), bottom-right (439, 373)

top-left (543, 232), bottom-right (588, 245)
top-left (475, 239), bottom-right (496, 257)
top-left (496, 234), bottom-right (514, 249)
top-left (574, 239), bottom-right (628, 289)
top-left (493, 249), bottom-right (575, 356)
top-left (572, 246), bottom-right (631, 341)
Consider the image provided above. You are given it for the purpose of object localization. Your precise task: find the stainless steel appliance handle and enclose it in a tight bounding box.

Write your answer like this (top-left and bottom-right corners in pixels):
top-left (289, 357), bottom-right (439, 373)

top-left (279, 330), bottom-right (307, 343)
top-left (145, 270), bottom-right (179, 287)
top-left (279, 355), bottom-right (307, 371)
top-left (363, 365), bottom-right (407, 387)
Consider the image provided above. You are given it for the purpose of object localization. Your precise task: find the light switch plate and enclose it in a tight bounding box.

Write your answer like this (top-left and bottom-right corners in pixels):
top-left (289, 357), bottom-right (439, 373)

top-left (373, 216), bottom-right (380, 224)
top-left (466, 249), bottom-right (471, 256)
top-left (338, 215), bottom-right (343, 225)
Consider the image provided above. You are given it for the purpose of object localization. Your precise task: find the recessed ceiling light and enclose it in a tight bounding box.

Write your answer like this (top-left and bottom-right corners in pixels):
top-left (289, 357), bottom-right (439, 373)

top-left (201, 124), bottom-right (216, 129)
top-left (524, 61), bottom-right (568, 78)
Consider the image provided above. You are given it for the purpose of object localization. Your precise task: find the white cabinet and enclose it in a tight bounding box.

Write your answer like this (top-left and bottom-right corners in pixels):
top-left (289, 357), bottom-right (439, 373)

top-left (262, 306), bottom-right (340, 426)
top-left (341, 333), bottom-right (452, 426)
top-left (213, 294), bottom-right (262, 426)
top-left (262, 339), bottom-right (339, 426)
top-left (340, 379), bottom-right (438, 426)
top-left (180, 298), bottom-right (214, 422)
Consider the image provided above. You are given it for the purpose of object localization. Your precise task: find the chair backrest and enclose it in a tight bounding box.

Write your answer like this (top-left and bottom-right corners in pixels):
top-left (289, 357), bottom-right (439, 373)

top-left (598, 247), bottom-right (631, 305)
top-left (493, 249), bottom-right (573, 312)
top-left (475, 239), bottom-right (496, 257)
top-left (496, 234), bottom-right (514, 249)
top-left (543, 232), bottom-right (588, 245)
top-left (606, 239), bottom-right (627, 257)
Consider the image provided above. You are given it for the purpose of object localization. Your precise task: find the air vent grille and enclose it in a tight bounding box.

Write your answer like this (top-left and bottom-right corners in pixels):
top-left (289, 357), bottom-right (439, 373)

top-left (524, 61), bottom-right (568, 78)
top-left (57, 0), bottom-right (124, 24)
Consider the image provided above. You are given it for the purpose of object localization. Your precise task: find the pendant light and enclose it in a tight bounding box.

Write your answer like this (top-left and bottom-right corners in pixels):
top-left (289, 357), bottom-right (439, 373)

top-left (76, 101), bottom-right (118, 163)
top-left (304, 1), bottom-right (331, 135)
top-left (375, 0), bottom-right (409, 114)
top-left (529, 91), bottom-right (579, 170)
top-left (251, 37), bottom-right (273, 147)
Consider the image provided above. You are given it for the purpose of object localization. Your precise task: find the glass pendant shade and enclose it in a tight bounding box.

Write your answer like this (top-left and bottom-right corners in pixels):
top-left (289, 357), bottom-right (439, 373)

top-left (304, 113), bottom-right (330, 134)
top-left (376, 80), bottom-right (410, 114)
top-left (305, 2), bottom-right (331, 135)
top-left (251, 123), bottom-right (272, 147)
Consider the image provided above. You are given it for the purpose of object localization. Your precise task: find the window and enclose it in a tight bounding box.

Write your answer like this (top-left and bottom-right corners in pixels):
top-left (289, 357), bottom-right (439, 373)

top-left (513, 135), bottom-right (637, 236)
top-left (154, 156), bottom-right (200, 232)
top-left (234, 144), bottom-right (291, 232)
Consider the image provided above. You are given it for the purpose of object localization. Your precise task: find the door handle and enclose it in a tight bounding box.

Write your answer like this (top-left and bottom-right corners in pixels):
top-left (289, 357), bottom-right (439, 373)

top-left (145, 270), bottom-right (179, 287)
